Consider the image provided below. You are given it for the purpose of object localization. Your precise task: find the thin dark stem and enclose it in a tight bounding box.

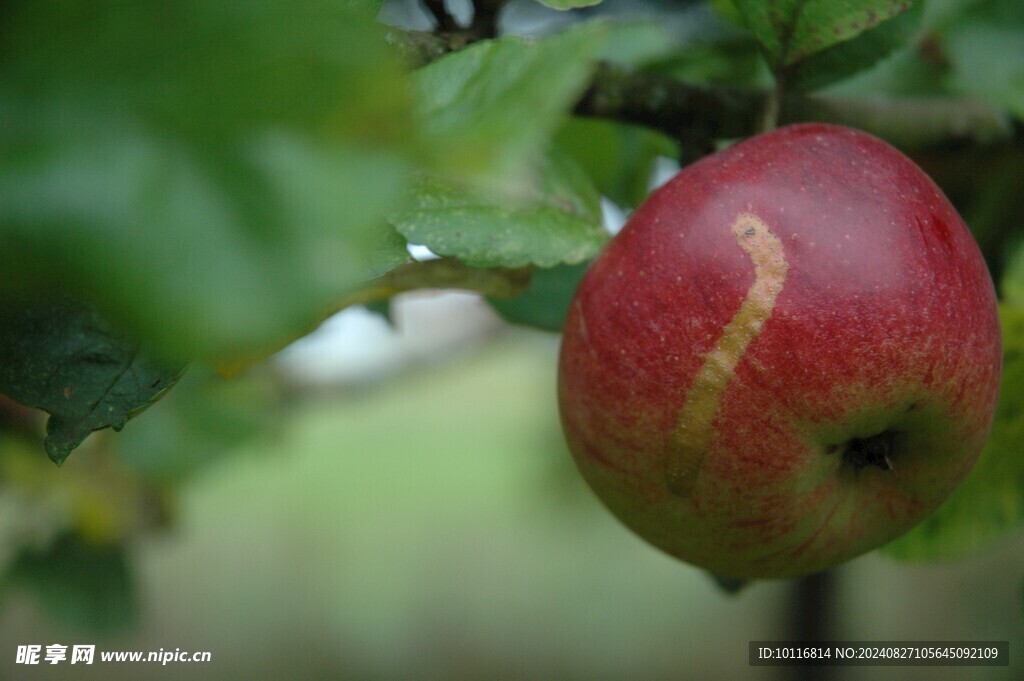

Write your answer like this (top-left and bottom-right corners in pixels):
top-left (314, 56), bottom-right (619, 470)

top-left (469, 0), bottom-right (506, 39)
top-left (422, 0), bottom-right (460, 32)
top-left (762, 0), bottom-right (811, 133)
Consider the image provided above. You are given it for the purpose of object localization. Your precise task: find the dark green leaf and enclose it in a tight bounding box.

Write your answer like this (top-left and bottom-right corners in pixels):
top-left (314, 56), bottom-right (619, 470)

top-left (413, 21), bottom-right (608, 191)
top-left (790, 0), bottom-right (923, 91)
top-left (881, 304), bottom-right (1024, 560)
top-left (488, 262), bottom-right (591, 332)
top-left (0, 299), bottom-right (185, 464)
top-left (734, 0), bottom-right (917, 66)
top-left (392, 152), bottom-right (607, 268)
top-left (2, 532), bottom-right (137, 633)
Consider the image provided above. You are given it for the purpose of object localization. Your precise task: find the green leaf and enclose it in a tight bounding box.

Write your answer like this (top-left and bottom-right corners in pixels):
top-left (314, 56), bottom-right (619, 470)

top-left (941, 0), bottom-right (1024, 121)
top-left (555, 118), bottom-right (676, 209)
top-left (789, 0), bottom-right (923, 91)
top-left (488, 261), bottom-right (591, 332)
top-left (595, 20), bottom-right (677, 67)
top-left (0, 1), bottom-right (417, 361)
top-left (413, 21), bottom-right (608, 191)
top-left (534, 0), bottom-right (603, 9)
top-left (734, 0), bottom-right (917, 66)
top-left (0, 299), bottom-right (185, 464)
top-left (2, 532), bottom-right (137, 633)
top-left (881, 304), bottom-right (1024, 560)
top-left (392, 152), bottom-right (607, 269)
top-left (710, 0), bottom-right (747, 26)
top-left (649, 37), bottom-right (771, 88)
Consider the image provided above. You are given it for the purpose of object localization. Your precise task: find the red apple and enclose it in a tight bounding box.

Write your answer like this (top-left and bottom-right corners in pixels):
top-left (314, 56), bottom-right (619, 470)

top-left (558, 123), bottom-right (1001, 579)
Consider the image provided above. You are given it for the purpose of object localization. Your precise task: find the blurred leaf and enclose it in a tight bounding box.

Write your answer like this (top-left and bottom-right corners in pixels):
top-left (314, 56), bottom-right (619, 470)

top-left (3, 1), bottom-right (412, 142)
top-left (362, 299), bottom-right (396, 326)
top-left (710, 0), bottom-right (746, 26)
top-left (790, 0), bottom-right (923, 91)
top-left (941, 0), bottom-right (1024, 121)
top-left (534, 0), bottom-right (602, 9)
top-left (596, 20), bottom-right (677, 67)
top-left (649, 37), bottom-right (770, 88)
top-left (1004, 240), bottom-right (1024, 307)
top-left (392, 152), bottom-right (607, 268)
top-left (349, 0), bottom-right (387, 15)
top-left (0, 1), bottom-right (417, 360)
top-left (882, 303), bottom-right (1024, 560)
top-left (116, 366), bottom-right (277, 482)
top-left (488, 261), bottom-right (591, 332)
top-left (555, 118), bottom-right (676, 209)
top-left (0, 299), bottom-right (185, 464)
top-left (734, 0), bottom-right (917, 66)
top-left (413, 21), bottom-right (608, 192)
top-left (2, 532), bottom-right (137, 633)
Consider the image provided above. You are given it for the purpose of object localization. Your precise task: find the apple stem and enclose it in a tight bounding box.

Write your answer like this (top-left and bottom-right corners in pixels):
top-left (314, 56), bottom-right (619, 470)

top-left (759, 75), bottom-right (784, 133)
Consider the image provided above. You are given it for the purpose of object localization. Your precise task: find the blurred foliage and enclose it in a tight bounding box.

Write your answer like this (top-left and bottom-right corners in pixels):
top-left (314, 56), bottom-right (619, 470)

top-left (0, 1), bottom-right (417, 362)
top-left (2, 532), bottom-right (137, 633)
top-left (0, 0), bottom-right (1022, 632)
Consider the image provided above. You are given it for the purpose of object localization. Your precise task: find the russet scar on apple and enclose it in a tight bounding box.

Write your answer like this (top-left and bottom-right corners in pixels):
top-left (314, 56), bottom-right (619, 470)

top-left (665, 212), bottom-right (789, 496)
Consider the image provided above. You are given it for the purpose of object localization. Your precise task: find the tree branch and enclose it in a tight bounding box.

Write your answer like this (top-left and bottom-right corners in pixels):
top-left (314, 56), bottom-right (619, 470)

top-left (336, 257), bottom-right (531, 310)
top-left (575, 62), bottom-right (1012, 150)
top-left (469, 0), bottom-right (508, 39)
top-left (386, 29), bottom-right (1013, 151)
top-left (216, 258), bottom-right (531, 377)
top-left (422, 0), bottom-right (460, 32)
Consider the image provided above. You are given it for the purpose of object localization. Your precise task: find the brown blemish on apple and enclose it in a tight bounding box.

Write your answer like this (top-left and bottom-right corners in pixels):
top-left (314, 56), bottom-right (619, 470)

top-left (665, 213), bottom-right (789, 496)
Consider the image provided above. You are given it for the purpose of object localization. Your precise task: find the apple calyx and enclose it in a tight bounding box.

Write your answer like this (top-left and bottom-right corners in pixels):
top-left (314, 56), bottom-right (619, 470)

top-left (840, 431), bottom-right (898, 471)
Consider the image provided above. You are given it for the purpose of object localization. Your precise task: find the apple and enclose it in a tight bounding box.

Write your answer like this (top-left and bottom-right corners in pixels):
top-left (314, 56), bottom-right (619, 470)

top-left (557, 123), bottom-right (1001, 579)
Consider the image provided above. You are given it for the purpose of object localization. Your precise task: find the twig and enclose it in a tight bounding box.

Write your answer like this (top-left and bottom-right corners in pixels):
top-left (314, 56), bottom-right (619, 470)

top-left (422, 0), bottom-right (460, 32)
top-left (575, 62), bottom-right (1012, 150)
top-left (337, 257), bottom-right (531, 309)
top-left (469, 0), bottom-right (508, 39)
top-left (386, 30), bottom-right (1012, 151)
top-left (215, 258), bottom-right (531, 377)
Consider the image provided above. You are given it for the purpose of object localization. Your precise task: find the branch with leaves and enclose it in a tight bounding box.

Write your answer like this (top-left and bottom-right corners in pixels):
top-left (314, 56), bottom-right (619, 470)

top-left (393, 29), bottom-right (1013, 153)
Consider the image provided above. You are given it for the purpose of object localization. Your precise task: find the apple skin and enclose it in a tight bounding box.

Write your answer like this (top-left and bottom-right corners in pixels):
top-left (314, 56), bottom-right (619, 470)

top-left (557, 123), bottom-right (1001, 579)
